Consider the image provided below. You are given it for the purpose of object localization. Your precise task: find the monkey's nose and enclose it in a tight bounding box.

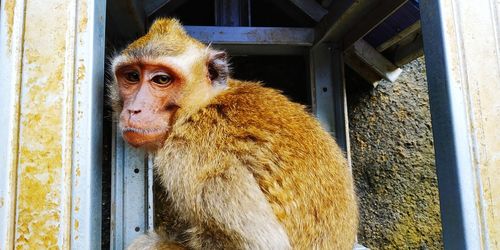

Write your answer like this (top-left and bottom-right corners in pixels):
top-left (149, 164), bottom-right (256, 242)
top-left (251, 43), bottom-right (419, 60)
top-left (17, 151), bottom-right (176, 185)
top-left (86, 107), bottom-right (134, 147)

top-left (128, 109), bottom-right (142, 115)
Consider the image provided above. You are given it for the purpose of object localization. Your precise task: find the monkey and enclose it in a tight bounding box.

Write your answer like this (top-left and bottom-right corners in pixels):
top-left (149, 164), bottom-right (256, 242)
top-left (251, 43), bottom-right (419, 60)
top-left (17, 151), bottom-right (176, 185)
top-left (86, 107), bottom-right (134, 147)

top-left (109, 18), bottom-right (358, 249)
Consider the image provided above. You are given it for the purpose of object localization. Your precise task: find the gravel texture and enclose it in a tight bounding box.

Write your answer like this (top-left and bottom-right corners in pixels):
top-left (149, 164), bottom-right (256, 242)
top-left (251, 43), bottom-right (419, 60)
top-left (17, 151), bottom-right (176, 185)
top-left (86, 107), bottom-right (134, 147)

top-left (347, 57), bottom-right (443, 249)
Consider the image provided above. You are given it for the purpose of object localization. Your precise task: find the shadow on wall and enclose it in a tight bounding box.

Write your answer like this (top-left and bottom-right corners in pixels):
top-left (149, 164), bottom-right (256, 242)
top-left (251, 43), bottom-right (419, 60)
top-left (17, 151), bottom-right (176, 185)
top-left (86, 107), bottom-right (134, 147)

top-left (347, 57), bottom-right (443, 249)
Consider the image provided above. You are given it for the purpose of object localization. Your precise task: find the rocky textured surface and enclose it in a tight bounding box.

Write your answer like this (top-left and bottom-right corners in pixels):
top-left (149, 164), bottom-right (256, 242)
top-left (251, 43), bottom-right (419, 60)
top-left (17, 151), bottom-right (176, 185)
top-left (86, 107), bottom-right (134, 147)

top-left (347, 57), bottom-right (443, 249)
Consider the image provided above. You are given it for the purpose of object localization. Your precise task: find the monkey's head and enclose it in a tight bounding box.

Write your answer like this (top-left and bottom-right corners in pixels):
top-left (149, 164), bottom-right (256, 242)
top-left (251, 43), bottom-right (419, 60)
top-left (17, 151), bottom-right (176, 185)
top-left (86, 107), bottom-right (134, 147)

top-left (110, 18), bottom-right (229, 149)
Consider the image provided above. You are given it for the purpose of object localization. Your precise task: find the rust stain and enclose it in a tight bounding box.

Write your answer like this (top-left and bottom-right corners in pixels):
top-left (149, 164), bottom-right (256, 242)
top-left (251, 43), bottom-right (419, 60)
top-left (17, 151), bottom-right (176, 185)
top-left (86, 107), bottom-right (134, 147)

top-left (77, 64), bottom-right (85, 82)
top-left (14, 0), bottom-right (73, 248)
top-left (0, 197), bottom-right (4, 208)
top-left (78, 0), bottom-right (88, 33)
top-left (15, 66), bottom-right (65, 249)
top-left (74, 219), bottom-right (79, 230)
top-left (4, 0), bottom-right (15, 51)
top-left (74, 197), bottom-right (80, 213)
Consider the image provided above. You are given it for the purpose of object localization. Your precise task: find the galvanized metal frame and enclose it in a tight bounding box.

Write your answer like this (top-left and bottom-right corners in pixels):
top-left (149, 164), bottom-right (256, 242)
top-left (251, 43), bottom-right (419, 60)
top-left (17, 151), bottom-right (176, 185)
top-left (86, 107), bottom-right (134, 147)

top-left (111, 127), bottom-right (155, 249)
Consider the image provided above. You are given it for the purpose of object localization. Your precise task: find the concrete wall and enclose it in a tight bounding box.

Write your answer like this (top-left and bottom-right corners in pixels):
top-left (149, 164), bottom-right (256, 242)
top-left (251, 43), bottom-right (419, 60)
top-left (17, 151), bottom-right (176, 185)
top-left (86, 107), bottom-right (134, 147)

top-left (347, 58), bottom-right (443, 249)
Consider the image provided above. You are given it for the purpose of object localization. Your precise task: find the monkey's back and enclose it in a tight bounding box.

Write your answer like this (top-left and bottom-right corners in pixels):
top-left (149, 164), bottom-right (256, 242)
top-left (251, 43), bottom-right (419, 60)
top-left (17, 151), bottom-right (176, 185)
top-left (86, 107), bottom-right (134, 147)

top-left (164, 80), bottom-right (358, 249)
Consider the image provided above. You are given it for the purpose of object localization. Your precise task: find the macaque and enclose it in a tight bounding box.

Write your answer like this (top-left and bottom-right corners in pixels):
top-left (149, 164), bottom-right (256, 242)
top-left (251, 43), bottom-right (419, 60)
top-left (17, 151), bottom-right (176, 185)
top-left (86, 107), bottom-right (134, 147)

top-left (110, 18), bottom-right (358, 249)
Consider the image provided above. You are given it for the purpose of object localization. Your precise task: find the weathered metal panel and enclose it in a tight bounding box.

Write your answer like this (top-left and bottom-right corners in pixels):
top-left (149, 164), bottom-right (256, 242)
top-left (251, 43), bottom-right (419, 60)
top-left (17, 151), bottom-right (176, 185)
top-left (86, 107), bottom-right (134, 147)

top-left (0, 0), bottom-right (105, 249)
top-left (421, 0), bottom-right (500, 248)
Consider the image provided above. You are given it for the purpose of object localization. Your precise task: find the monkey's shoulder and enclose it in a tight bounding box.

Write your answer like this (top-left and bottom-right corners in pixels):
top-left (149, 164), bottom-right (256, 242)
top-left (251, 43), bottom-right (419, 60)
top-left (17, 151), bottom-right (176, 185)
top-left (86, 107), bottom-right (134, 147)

top-left (175, 80), bottom-right (339, 154)
top-left (212, 80), bottom-right (316, 126)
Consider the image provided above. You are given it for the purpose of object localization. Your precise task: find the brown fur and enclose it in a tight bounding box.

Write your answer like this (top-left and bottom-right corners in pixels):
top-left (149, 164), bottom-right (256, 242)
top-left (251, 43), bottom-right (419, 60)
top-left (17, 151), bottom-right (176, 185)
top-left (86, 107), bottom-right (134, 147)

top-left (110, 18), bottom-right (358, 250)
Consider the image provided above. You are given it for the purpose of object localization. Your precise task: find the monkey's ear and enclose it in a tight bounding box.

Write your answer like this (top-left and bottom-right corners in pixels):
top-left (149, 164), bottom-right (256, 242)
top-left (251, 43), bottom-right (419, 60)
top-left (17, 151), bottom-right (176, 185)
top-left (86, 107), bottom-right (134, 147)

top-left (208, 50), bottom-right (229, 86)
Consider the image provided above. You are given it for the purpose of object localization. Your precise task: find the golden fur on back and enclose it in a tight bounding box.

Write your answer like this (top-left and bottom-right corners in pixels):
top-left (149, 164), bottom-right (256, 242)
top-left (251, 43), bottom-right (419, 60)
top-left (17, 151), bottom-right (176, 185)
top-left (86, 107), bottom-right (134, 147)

top-left (153, 80), bottom-right (358, 249)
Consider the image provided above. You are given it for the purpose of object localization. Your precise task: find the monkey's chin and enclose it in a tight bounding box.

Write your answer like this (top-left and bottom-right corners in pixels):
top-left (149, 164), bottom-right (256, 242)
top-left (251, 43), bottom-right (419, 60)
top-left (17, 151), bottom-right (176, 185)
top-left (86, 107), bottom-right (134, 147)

top-left (122, 129), bottom-right (169, 150)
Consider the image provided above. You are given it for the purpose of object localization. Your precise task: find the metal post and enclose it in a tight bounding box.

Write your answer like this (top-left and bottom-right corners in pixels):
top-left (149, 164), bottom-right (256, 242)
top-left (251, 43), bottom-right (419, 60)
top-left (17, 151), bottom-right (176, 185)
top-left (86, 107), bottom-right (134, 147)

top-left (310, 43), bottom-right (352, 163)
top-left (111, 128), bottom-right (154, 249)
top-left (310, 44), bottom-right (337, 136)
top-left (421, 0), bottom-right (500, 248)
top-left (330, 47), bottom-right (351, 165)
top-left (214, 0), bottom-right (250, 26)
top-left (310, 43), bottom-right (366, 250)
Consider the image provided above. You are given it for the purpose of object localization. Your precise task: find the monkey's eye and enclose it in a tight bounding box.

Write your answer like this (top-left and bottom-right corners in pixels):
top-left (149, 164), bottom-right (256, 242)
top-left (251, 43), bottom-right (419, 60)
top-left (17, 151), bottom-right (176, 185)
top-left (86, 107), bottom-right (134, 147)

top-left (152, 74), bottom-right (172, 85)
top-left (125, 71), bottom-right (140, 83)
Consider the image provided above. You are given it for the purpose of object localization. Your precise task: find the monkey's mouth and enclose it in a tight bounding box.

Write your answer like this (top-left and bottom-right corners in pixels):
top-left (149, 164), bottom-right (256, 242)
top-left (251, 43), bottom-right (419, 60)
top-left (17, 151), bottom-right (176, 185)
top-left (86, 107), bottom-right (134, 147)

top-left (122, 126), bottom-right (169, 135)
top-left (121, 126), bottom-right (170, 148)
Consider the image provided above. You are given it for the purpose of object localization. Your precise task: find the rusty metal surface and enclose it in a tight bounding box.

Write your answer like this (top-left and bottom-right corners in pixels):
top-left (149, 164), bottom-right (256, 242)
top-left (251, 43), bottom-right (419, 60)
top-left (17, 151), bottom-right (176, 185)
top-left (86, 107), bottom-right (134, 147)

top-left (0, 0), bottom-right (105, 249)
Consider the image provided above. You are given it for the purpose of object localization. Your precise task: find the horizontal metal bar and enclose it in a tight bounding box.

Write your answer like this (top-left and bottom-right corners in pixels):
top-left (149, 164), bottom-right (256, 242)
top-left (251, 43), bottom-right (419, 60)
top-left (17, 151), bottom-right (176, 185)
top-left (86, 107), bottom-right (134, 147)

top-left (348, 40), bottom-right (402, 82)
top-left (185, 26), bottom-right (314, 46)
top-left (314, 0), bottom-right (379, 45)
top-left (392, 34), bottom-right (423, 66)
top-left (342, 0), bottom-right (408, 49)
top-left (344, 49), bottom-right (382, 85)
top-left (376, 20), bottom-right (421, 52)
top-left (289, 0), bottom-right (328, 22)
top-left (213, 44), bottom-right (309, 55)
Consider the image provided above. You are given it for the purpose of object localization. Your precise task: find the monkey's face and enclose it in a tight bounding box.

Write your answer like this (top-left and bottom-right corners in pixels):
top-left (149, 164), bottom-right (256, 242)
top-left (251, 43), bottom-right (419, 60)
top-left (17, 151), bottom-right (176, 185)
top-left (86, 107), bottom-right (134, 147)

top-left (110, 19), bottom-right (229, 150)
top-left (114, 60), bottom-right (184, 149)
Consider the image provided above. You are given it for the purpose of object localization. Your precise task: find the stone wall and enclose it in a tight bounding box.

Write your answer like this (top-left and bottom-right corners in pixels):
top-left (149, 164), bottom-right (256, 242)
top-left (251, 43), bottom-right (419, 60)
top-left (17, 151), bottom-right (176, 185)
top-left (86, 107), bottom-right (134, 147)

top-left (347, 58), bottom-right (443, 249)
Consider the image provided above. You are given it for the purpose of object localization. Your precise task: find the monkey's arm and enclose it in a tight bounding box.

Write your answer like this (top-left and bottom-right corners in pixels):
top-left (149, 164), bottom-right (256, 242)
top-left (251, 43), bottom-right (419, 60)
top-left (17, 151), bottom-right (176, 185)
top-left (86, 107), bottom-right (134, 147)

top-left (195, 165), bottom-right (291, 249)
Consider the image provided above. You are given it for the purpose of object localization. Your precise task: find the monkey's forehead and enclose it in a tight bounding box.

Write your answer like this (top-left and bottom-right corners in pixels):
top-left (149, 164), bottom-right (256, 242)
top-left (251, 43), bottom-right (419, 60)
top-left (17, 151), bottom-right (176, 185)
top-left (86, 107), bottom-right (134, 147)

top-left (120, 17), bottom-right (207, 60)
top-left (123, 26), bottom-right (205, 56)
top-left (112, 45), bottom-right (207, 75)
